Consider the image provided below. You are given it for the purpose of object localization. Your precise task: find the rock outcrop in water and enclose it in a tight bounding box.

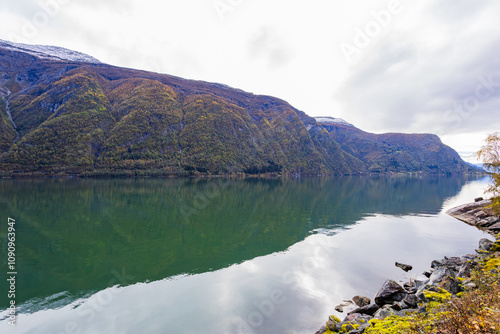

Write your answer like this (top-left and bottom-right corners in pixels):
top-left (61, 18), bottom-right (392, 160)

top-left (446, 198), bottom-right (500, 233)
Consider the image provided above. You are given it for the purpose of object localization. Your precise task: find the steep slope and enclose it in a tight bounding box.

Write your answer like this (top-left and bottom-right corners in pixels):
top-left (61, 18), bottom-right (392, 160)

top-left (316, 117), bottom-right (477, 174)
top-left (0, 40), bottom-right (476, 176)
top-left (0, 96), bottom-right (17, 152)
top-left (0, 41), bottom-right (363, 176)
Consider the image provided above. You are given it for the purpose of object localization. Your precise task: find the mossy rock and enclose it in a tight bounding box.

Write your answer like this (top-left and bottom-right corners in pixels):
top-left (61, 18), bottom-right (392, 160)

top-left (365, 315), bottom-right (415, 333)
top-left (491, 242), bottom-right (500, 253)
top-left (484, 257), bottom-right (500, 272)
top-left (424, 289), bottom-right (452, 303)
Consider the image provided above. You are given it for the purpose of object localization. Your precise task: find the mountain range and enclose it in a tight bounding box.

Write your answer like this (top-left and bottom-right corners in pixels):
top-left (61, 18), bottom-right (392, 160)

top-left (0, 39), bottom-right (479, 176)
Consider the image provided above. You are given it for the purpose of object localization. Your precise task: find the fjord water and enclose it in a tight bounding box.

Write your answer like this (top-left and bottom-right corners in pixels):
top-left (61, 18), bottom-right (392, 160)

top-left (0, 176), bottom-right (493, 334)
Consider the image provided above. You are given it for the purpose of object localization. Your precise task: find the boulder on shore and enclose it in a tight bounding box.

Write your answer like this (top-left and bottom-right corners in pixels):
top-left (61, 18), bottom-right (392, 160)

top-left (374, 280), bottom-right (407, 307)
top-left (446, 200), bottom-right (500, 233)
top-left (352, 295), bottom-right (371, 307)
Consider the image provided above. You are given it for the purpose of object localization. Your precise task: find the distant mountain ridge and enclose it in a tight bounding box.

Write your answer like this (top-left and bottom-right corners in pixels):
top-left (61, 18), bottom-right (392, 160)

top-left (315, 117), bottom-right (477, 174)
top-left (0, 40), bottom-right (479, 176)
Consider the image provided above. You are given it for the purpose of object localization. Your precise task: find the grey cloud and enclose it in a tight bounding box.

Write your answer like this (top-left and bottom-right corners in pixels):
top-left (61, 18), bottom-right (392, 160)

top-left (0, 0), bottom-right (133, 21)
top-left (426, 0), bottom-right (496, 24)
top-left (0, 0), bottom-right (131, 19)
top-left (0, 0), bottom-right (36, 17)
top-left (248, 26), bottom-right (296, 69)
top-left (337, 2), bottom-right (500, 137)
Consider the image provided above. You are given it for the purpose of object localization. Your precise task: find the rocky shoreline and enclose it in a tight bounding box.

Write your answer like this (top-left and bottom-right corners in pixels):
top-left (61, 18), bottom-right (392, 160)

top-left (446, 198), bottom-right (500, 233)
top-left (315, 199), bottom-right (500, 334)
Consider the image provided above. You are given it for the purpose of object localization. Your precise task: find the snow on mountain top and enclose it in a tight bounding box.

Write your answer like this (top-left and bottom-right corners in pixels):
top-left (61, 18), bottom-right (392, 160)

top-left (315, 117), bottom-right (354, 127)
top-left (0, 39), bottom-right (101, 64)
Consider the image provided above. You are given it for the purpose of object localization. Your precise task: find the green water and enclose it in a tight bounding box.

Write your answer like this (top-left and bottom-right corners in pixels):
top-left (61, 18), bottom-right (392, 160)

top-left (0, 175), bottom-right (492, 333)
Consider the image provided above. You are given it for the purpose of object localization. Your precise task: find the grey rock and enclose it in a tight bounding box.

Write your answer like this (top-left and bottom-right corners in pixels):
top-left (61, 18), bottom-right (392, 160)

top-left (446, 200), bottom-right (492, 226)
top-left (439, 276), bottom-right (462, 295)
top-left (457, 263), bottom-right (472, 278)
top-left (342, 313), bottom-right (373, 333)
top-left (344, 313), bottom-right (362, 322)
top-left (404, 285), bottom-right (417, 294)
top-left (395, 262), bottom-right (413, 272)
top-left (478, 238), bottom-right (494, 252)
top-left (389, 302), bottom-right (403, 311)
top-left (490, 222), bottom-right (500, 231)
top-left (462, 254), bottom-right (476, 261)
top-left (426, 285), bottom-right (445, 293)
top-left (374, 307), bottom-right (396, 319)
top-left (413, 275), bottom-right (430, 290)
top-left (374, 280), bottom-right (407, 307)
top-left (335, 300), bottom-right (354, 313)
top-left (326, 316), bottom-right (341, 332)
top-left (430, 259), bottom-right (442, 269)
top-left (474, 210), bottom-right (489, 219)
top-left (395, 308), bottom-right (418, 317)
top-left (416, 290), bottom-right (427, 303)
top-left (477, 216), bottom-right (500, 227)
top-left (475, 197), bottom-right (484, 202)
top-left (403, 294), bottom-right (418, 308)
top-left (352, 295), bottom-right (371, 307)
top-left (429, 267), bottom-right (453, 285)
top-left (442, 256), bottom-right (466, 268)
top-left (343, 313), bottom-right (372, 324)
top-left (348, 303), bottom-right (379, 316)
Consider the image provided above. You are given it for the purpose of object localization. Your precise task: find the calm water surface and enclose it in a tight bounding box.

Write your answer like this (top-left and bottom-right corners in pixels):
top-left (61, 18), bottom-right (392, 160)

top-left (0, 176), bottom-right (494, 334)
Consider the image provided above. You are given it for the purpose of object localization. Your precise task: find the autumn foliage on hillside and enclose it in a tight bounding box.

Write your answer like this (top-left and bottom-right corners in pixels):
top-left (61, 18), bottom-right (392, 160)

top-left (0, 46), bottom-right (479, 176)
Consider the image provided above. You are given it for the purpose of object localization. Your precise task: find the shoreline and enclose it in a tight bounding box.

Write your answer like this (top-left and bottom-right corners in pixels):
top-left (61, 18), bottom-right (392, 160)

top-left (0, 171), bottom-right (486, 180)
top-left (315, 199), bottom-right (500, 334)
top-left (446, 198), bottom-right (500, 234)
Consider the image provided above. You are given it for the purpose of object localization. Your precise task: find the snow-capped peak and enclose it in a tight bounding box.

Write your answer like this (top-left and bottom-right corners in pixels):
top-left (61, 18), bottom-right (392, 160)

top-left (0, 39), bottom-right (101, 64)
top-left (315, 116), bottom-right (354, 127)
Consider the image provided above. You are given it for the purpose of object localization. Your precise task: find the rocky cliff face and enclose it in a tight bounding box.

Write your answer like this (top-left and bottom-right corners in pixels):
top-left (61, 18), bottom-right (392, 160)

top-left (0, 40), bottom-right (477, 176)
top-left (316, 117), bottom-right (477, 174)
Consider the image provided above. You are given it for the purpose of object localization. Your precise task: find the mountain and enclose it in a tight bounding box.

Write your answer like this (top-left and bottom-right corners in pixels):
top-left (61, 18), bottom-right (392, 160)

top-left (0, 40), bottom-right (478, 176)
top-left (0, 39), bottom-right (101, 64)
top-left (316, 117), bottom-right (476, 174)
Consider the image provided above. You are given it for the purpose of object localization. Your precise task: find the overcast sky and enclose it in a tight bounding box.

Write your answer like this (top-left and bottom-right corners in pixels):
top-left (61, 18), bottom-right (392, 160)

top-left (1, 0), bottom-right (499, 161)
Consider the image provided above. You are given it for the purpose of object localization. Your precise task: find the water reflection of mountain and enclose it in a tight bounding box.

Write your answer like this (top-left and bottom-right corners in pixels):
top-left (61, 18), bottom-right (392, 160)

top-left (0, 175), bottom-right (479, 307)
